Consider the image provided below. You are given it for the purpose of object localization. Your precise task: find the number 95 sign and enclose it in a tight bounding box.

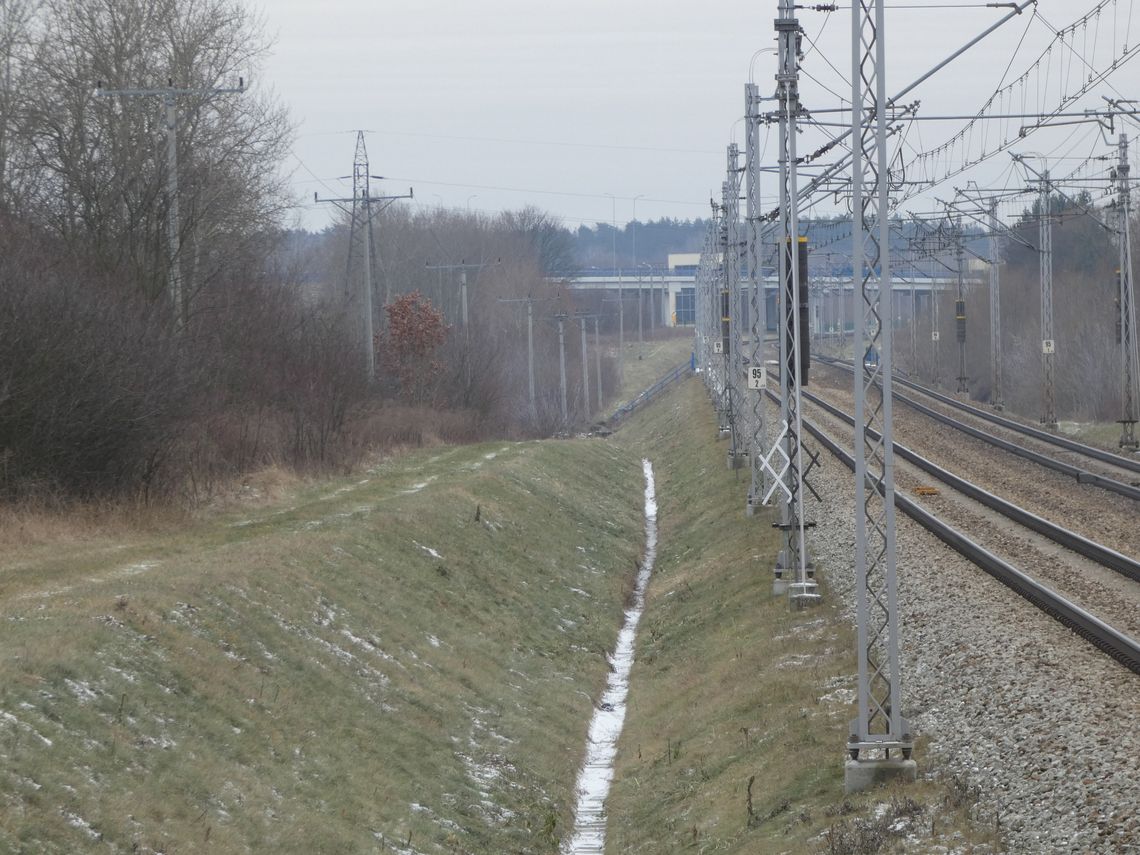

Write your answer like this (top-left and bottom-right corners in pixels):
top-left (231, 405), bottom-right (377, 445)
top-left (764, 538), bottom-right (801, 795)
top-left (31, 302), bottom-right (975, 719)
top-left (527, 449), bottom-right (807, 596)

top-left (747, 365), bottom-right (767, 390)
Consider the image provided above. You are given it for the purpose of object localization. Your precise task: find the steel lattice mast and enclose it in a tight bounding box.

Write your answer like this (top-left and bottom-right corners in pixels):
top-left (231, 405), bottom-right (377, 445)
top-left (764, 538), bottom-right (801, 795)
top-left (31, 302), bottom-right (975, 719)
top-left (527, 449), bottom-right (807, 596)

top-left (772, 0), bottom-right (818, 604)
top-left (315, 132), bottom-right (413, 382)
top-left (696, 209), bottom-right (722, 405)
top-left (1038, 170), bottom-right (1058, 428)
top-left (718, 182), bottom-right (733, 435)
top-left (1115, 133), bottom-right (1139, 449)
top-left (725, 148), bottom-right (745, 466)
top-left (746, 82), bottom-right (772, 512)
top-left (350, 133), bottom-right (377, 378)
top-left (848, 0), bottom-right (913, 778)
top-left (988, 200), bottom-right (1005, 410)
top-left (953, 215), bottom-right (968, 394)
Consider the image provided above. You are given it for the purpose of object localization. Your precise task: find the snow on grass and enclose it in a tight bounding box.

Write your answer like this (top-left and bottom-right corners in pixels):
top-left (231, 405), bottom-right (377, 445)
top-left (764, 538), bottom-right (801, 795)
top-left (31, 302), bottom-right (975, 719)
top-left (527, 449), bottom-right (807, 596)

top-left (566, 459), bottom-right (658, 853)
top-left (63, 811), bottom-right (100, 840)
top-left (1, 710), bottom-right (54, 746)
top-left (402, 475), bottom-right (437, 494)
top-left (64, 679), bottom-right (98, 704)
top-left (412, 541), bottom-right (443, 560)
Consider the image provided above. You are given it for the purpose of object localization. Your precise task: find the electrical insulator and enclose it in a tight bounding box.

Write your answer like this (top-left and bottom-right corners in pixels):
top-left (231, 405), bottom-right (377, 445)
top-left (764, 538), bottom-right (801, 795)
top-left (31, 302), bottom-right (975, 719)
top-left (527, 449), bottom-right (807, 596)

top-left (955, 300), bottom-right (966, 343)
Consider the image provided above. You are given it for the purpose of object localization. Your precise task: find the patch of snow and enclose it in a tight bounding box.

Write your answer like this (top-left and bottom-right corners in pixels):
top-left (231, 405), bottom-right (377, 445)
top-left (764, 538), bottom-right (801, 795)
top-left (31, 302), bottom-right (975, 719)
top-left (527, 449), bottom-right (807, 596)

top-left (1, 710), bottom-right (53, 746)
top-left (104, 666), bottom-right (138, 684)
top-left (566, 459), bottom-right (657, 853)
top-left (427, 635), bottom-right (441, 648)
top-left (818, 687), bottom-right (857, 706)
top-left (64, 679), bottom-right (98, 704)
top-left (63, 812), bottom-right (101, 840)
top-left (412, 541), bottom-right (443, 560)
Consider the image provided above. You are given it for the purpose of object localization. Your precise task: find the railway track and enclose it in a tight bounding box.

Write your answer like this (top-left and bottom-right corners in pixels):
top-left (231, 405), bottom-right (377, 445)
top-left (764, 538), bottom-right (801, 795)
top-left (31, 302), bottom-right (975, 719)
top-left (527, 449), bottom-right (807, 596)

top-left (766, 386), bottom-right (1140, 675)
top-left (814, 355), bottom-right (1140, 502)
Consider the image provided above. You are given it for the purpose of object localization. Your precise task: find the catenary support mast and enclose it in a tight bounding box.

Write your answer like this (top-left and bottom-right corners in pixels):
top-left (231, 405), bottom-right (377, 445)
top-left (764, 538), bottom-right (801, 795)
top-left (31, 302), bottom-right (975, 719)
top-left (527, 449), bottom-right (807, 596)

top-left (848, 0), bottom-right (914, 790)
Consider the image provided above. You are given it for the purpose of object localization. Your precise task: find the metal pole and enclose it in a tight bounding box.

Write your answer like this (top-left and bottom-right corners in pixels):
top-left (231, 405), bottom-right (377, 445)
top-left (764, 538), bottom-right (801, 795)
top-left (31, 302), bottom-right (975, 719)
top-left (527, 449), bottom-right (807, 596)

top-left (930, 254), bottom-right (940, 385)
top-left (1040, 171), bottom-right (1057, 428)
top-left (362, 192), bottom-right (376, 382)
top-left (163, 94), bottom-right (184, 330)
top-left (527, 300), bottom-right (536, 421)
top-left (650, 268), bottom-right (657, 333)
top-left (773, 4), bottom-right (796, 588)
top-left (780, 31), bottom-right (812, 603)
top-left (1117, 134), bottom-right (1139, 448)
top-left (637, 270), bottom-right (644, 357)
top-left (989, 200), bottom-right (1004, 409)
top-left (316, 132), bottom-right (412, 382)
top-left (618, 277), bottom-right (625, 380)
top-left (461, 269), bottom-right (472, 398)
top-left (746, 81), bottom-right (770, 511)
top-left (610, 196), bottom-right (624, 383)
top-left (910, 277), bottom-right (917, 374)
top-left (558, 316), bottom-right (568, 423)
top-left (580, 316), bottom-right (590, 418)
top-left (849, 0), bottom-right (912, 772)
top-left (955, 216), bottom-right (968, 393)
top-left (95, 79), bottom-right (245, 331)
top-left (594, 316), bottom-right (603, 410)
top-left (725, 145), bottom-right (744, 470)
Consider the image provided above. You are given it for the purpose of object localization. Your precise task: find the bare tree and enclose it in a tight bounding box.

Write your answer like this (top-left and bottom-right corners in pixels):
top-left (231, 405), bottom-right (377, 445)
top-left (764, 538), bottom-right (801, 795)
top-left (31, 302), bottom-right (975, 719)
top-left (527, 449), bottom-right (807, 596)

top-left (3, 0), bottom-right (292, 311)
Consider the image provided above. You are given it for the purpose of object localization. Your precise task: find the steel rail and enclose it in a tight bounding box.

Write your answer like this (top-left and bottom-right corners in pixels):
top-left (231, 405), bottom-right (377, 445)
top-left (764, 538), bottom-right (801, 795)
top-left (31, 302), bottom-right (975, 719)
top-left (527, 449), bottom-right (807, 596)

top-left (802, 389), bottom-right (1140, 583)
top-left (819, 354), bottom-right (1140, 475)
top-left (892, 372), bottom-right (1140, 476)
top-left (791, 402), bottom-right (1140, 675)
top-left (817, 357), bottom-right (1140, 501)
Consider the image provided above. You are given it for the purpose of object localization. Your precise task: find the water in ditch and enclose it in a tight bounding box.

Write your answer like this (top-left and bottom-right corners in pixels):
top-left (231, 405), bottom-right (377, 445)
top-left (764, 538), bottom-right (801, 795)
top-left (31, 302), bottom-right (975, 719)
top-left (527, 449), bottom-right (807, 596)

top-left (564, 458), bottom-right (657, 854)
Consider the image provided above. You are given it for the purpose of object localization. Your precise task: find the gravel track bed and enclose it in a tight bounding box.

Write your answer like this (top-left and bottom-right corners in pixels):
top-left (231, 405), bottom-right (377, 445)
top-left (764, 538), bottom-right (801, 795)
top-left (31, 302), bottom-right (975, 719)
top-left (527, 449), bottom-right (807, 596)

top-left (797, 421), bottom-right (1140, 854)
top-left (886, 373), bottom-right (1140, 486)
top-left (803, 403), bottom-right (1140, 640)
top-left (809, 366), bottom-right (1140, 563)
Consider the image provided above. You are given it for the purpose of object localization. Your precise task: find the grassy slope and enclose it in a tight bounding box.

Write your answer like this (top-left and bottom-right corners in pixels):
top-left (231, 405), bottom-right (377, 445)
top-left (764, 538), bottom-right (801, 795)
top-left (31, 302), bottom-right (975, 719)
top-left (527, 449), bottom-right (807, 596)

top-left (610, 337), bottom-right (693, 413)
top-left (0, 440), bottom-right (643, 854)
top-left (606, 377), bottom-right (998, 853)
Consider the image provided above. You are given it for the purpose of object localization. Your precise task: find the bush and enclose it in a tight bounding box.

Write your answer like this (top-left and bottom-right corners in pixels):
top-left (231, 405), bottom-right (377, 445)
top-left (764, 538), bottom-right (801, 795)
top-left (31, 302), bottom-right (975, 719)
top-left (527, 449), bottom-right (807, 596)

top-left (0, 221), bottom-right (186, 499)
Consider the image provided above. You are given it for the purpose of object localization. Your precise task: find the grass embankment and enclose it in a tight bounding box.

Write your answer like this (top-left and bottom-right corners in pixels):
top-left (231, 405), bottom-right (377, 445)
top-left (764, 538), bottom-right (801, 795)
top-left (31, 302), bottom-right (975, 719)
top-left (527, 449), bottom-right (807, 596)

top-left (605, 377), bottom-right (999, 853)
top-left (610, 336), bottom-right (693, 413)
top-left (0, 440), bottom-right (644, 853)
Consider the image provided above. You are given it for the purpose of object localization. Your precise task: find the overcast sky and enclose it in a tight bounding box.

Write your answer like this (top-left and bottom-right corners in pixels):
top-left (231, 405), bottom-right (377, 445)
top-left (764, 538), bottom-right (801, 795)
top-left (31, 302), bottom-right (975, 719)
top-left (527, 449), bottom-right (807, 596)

top-left (258, 1), bottom-right (1138, 232)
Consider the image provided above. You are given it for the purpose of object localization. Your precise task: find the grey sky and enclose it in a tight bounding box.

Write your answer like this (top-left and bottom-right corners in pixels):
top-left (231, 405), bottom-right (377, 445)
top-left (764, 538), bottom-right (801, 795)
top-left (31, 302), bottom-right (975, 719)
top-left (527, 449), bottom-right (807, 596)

top-left (259, 1), bottom-right (1138, 232)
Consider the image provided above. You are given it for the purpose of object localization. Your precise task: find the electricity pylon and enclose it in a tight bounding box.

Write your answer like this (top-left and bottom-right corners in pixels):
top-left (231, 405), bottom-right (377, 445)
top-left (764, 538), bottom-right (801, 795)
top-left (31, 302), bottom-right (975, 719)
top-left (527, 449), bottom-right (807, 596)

top-left (315, 132), bottom-right (412, 382)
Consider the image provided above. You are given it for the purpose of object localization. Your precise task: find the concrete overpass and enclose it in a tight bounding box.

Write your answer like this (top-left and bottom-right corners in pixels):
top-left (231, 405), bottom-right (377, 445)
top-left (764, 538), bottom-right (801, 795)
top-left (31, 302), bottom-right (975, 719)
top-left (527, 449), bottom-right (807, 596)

top-left (565, 269), bottom-right (971, 332)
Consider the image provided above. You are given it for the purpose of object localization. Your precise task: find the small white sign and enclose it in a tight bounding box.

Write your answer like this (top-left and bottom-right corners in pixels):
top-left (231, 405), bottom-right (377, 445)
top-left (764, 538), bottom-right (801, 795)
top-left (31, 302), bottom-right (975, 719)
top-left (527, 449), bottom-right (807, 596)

top-left (1042, 339), bottom-right (1055, 354)
top-left (931, 331), bottom-right (940, 341)
top-left (714, 340), bottom-right (724, 354)
top-left (748, 366), bottom-right (767, 390)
